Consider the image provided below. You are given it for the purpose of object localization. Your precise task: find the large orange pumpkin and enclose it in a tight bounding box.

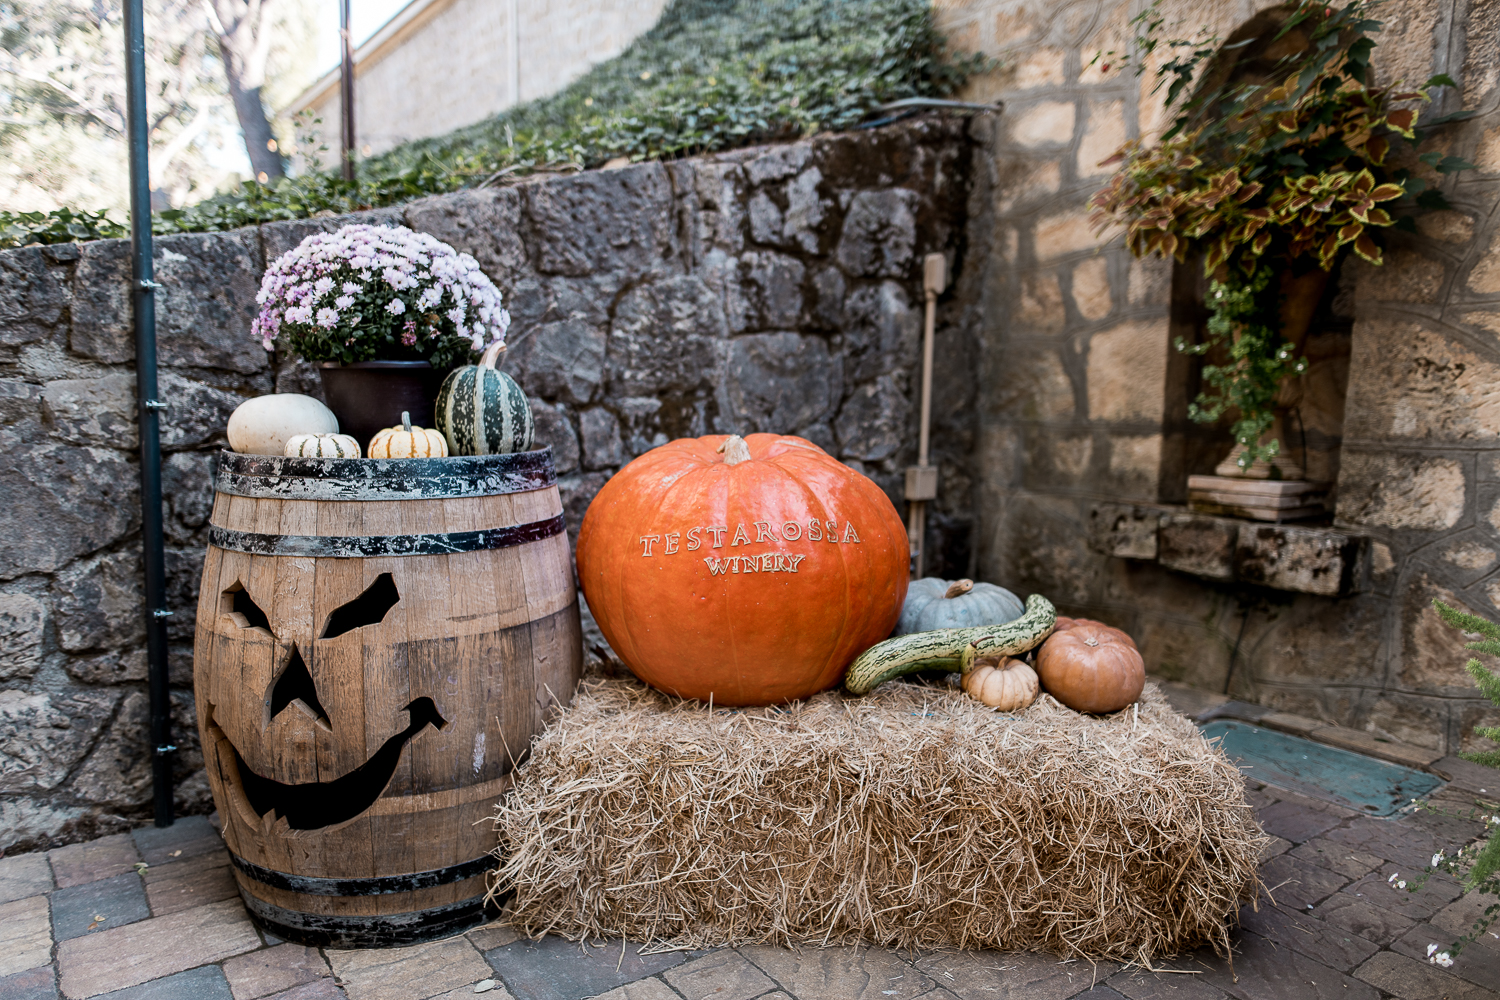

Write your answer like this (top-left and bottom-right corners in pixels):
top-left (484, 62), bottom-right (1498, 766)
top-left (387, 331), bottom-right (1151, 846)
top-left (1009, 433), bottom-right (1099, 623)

top-left (576, 433), bottom-right (909, 705)
top-left (1034, 620), bottom-right (1144, 714)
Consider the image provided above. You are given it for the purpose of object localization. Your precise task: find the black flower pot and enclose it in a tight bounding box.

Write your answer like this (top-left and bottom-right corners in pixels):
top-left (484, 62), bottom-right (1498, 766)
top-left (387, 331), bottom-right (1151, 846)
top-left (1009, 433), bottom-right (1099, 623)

top-left (318, 361), bottom-right (447, 452)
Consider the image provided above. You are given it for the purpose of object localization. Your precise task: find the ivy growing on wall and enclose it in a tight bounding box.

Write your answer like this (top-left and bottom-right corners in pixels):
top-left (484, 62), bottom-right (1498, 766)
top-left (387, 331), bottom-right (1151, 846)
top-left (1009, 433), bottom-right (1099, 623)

top-left (0, 0), bottom-right (986, 248)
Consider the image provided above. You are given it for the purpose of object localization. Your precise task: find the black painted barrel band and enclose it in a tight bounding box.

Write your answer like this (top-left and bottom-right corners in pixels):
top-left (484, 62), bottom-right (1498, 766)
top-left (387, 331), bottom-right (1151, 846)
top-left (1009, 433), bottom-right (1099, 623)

top-left (238, 886), bottom-right (505, 949)
top-left (229, 851), bottom-right (497, 896)
top-left (214, 448), bottom-right (556, 500)
top-left (208, 512), bottom-right (566, 557)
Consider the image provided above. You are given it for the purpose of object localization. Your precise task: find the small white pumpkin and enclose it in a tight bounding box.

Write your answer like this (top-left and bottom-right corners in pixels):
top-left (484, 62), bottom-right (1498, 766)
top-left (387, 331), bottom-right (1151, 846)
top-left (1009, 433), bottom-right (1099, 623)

top-left (959, 641), bottom-right (1039, 711)
top-left (368, 411), bottom-right (448, 459)
top-left (227, 394), bottom-right (338, 455)
top-left (284, 433), bottom-right (362, 458)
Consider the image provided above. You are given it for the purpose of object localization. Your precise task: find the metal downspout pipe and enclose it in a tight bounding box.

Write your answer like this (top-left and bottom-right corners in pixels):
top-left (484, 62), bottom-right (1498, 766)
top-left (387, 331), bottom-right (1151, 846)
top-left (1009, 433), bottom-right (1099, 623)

top-left (124, 0), bottom-right (174, 827)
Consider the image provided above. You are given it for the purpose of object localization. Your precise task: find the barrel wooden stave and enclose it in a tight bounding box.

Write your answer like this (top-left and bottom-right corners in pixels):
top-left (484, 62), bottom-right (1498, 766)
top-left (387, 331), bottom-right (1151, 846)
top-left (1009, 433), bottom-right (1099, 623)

top-left (193, 451), bottom-right (579, 945)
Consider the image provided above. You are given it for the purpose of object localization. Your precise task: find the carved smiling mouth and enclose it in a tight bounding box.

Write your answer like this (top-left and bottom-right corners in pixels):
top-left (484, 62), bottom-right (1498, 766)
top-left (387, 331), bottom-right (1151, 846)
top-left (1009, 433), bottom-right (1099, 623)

top-left (223, 697), bottom-right (447, 831)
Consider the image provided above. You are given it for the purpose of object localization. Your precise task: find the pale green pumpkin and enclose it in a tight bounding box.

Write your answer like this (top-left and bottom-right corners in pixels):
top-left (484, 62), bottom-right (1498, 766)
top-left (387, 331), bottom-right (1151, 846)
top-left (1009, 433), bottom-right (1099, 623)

top-left (894, 577), bottom-right (1025, 636)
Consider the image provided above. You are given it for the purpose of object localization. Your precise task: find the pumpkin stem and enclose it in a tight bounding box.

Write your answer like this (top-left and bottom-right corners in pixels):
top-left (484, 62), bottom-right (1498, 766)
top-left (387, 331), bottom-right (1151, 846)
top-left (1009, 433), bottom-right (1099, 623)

top-left (943, 578), bottom-right (975, 599)
top-left (480, 340), bottom-right (506, 370)
top-left (717, 435), bottom-right (752, 466)
top-left (401, 411), bottom-right (412, 434)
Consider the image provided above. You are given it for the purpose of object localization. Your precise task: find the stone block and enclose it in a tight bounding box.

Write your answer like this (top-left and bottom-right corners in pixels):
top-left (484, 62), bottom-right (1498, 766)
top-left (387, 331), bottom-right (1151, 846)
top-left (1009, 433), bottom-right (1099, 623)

top-left (92, 964), bottom-right (235, 1000)
top-left (1336, 450), bottom-right (1465, 530)
top-left (1088, 503), bottom-right (1160, 559)
top-left (738, 944), bottom-right (930, 1000)
top-left (1071, 256), bottom-right (1112, 321)
top-left (1354, 951), bottom-right (1490, 1000)
top-left (162, 450), bottom-right (217, 546)
top-left (587, 979), bottom-right (676, 1000)
top-left (662, 952), bottom-right (775, 1000)
top-left (143, 850), bottom-right (236, 916)
top-left (1014, 271), bottom-right (1065, 334)
top-left (525, 163), bottom-right (675, 278)
top-left (841, 282), bottom-right (918, 383)
top-left (48, 831), bottom-right (141, 888)
top-left (152, 231), bottom-right (269, 373)
top-left (529, 400), bottom-right (579, 475)
top-left (781, 166), bottom-right (826, 253)
top-left (558, 472), bottom-right (608, 541)
top-left (739, 250), bottom-right (805, 330)
top-left (994, 158), bottom-right (1061, 215)
top-left (835, 190), bottom-right (916, 278)
top-left (71, 690), bottom-right (201, 810)
top-left (1158, 514), bottom-right (1237, 581)
top-left (1087, 319), bottom-right (1168, 421)
top-left (0, 592), bottom-right (45, 682)
top-left (465, 919), bottom-right (518, 952)
top-left (607, 276), bottom-right (727, 395)
top-left (1400, 576), bottom-right (1494, 694)
top-left (1009, 100), bottom-right (1076, 147)
top-left (223, 943), bottom-right (330, 1000)
top-left (745, 143), bottom-right (810, 184)
top-left (914, 947), bottom-right (1104, 999)
top-left (1237, 902), bottom-right (1379, 973)
top-left (507, 319), bottom-right (605, 405)
top-left (0, 246), bottom-right (71, 347)
top-left (1316, 895), bottom-right (1417, 947)
top-left (68, 238), bottom-right (134, 363)
top-left (1233, 523), bottom-right (1359, 596)
top-left (402, 188), bottom-right (528, 290)
top-left (722, 332), bottom-right (841, 435)
top-left (1360, 248), bottom-right (1446, 303)
top-left (1106, 434), bottom-right (1162, 498)
top-left (1290, 838), bottom-right (1384, 880)
top-left (482, 935), bottom-right (687, 1000)
top-left (0, 851), bottom-right (52, 904)
top-left (1194, 930), bottom-right (1376, 1000)
top-left (1078, 100), bottom-right (1127, 178)
top-left (158, 373), bottom-right (242, 451)
top-left (986, 346), bottom-right (1074, 421)
top-left (1, 689), bottom-right (116, 795)
top-left (1034, 211), bottom-right (1099, 260)
top-left (53, 549), bottom-right (144, 652)
top-left (56, 897), bottom-right (260, 998)
top-left (0, 965), bottom-right (57, 1000)
top-left (261, 981), bottom-right (347, 1000)
top-left (51, 871), bottom-right (150, 941)
top-left (0, 894), bottom-right (51, 977)
top-left (131, 814), bottom-right (221, 865)
top-left (835, 374), bottom-right (909, 462)
top-left (0, 442), bottom-right (138, 579)
top-left (1391, 922), bottom-right (1500, 993)
top-left (42, 374), bottom-right (137, 449)
top-left (748, 190), bottom-right (783, 245)
top-left (579, 408), bottom-right (624, 471)
top-left (1467, 227), bottom-right (1500, 293)
top-left (1344, 319), bottom-right (1500, 442)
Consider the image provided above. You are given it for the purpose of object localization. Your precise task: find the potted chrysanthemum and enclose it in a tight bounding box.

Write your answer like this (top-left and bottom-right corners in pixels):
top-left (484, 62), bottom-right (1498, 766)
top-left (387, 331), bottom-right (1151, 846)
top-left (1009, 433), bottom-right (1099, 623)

top-left (253, 223), bottom-right (510, 446)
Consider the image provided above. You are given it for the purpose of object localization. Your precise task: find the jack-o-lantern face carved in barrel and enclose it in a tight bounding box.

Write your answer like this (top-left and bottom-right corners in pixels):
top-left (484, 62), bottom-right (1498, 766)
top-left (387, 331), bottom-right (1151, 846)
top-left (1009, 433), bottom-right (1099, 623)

top-left (210, 575), bottom-right (455, 831)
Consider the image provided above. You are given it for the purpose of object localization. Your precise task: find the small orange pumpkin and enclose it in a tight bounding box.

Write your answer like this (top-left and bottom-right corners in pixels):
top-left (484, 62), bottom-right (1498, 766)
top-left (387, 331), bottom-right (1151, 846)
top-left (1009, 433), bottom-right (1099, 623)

top-left (575, 433), bottom-right (908, 706)
top-left (1034, 620), bottom-right (1144, 714)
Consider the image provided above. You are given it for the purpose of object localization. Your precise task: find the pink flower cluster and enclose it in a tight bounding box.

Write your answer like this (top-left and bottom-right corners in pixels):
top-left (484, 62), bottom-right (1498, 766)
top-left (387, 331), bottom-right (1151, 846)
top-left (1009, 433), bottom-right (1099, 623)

top-left (251, 223), bottom-right (510, 353)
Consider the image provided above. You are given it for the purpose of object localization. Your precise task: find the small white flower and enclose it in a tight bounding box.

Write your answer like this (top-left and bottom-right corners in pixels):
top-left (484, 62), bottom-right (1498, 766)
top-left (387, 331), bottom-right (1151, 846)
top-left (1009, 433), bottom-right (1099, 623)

top-left (1397, 880), bottom-right (1407, 889)
top-left (341, 281), bottom-right (361, 294)
top-left (313, 276), bottom-right (334, 296)
top-left (315, 307), bottom-right (338, 328)
top-left (1388, 873), bottom-right (1399, 884)
top-left (1432, 852), bottom-right (1445, 867)
top-left (334, 295), bottom-right (355, 310)
top-left (385, 299), bottom-right (406, 315)
top-left (1429, 950), bottom-right (1454, 968)
top-left (1427, 944), bottom-right (1439, 958)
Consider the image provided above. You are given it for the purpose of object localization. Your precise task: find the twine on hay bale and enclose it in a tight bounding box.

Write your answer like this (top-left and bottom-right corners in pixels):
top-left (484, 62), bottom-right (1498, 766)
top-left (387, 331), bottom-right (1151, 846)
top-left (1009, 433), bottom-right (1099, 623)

top-left (487, 675), bottom-right (1266, 962)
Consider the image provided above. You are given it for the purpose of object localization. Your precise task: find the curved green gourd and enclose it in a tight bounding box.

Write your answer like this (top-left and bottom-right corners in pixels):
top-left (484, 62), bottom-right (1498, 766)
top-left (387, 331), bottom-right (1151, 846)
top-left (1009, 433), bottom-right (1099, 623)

top-left (843, 593), bottom-right (1057, 695)
top-left (435, 341), bottom-right (535, 456)
top-left (894, 577), bottom-right (1026, 635)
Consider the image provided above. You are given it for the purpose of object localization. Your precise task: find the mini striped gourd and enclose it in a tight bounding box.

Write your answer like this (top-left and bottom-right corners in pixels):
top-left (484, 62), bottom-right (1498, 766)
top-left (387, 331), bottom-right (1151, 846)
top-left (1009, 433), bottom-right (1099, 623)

top-left (435, 341), bottom-right (534, 456)
top-left (283, 432), bottom-right (361, 458)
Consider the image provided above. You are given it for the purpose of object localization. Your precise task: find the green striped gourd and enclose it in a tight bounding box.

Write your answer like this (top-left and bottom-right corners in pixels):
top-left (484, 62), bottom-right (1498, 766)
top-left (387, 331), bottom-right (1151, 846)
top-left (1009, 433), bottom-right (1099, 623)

top-left (435, 341), bottom-right (535, 456)
top-left (283, 432), bottom-right (361, 458)
top-left (843, 593), bottom-right (1056, 695)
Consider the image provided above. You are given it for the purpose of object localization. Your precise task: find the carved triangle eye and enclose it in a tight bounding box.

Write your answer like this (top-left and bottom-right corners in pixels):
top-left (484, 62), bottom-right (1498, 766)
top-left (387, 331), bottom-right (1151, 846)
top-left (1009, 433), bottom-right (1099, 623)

top-left (221, 582), bottom-right (272, 633)
top-left (321, 573), bottom-right (400, 639)
top-left (267, 645), bottom-right (330, 731)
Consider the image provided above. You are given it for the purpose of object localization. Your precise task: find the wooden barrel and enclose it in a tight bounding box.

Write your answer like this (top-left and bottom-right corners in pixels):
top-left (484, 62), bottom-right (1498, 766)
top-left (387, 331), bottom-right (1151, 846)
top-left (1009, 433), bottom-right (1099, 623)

top-left (192, 449), bottom-right (581, 947)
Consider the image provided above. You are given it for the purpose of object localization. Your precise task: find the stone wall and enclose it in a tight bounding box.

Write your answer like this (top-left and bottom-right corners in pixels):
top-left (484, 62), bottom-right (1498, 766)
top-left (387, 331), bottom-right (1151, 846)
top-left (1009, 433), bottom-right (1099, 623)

top-left (938, 0), bottom-right (1500, 756)
top-left (0, 120), bottom-right (975, 851)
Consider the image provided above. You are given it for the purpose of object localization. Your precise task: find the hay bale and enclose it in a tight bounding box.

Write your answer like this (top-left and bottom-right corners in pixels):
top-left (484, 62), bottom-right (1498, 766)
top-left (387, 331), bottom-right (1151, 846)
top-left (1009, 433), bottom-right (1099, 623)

top-left (489, 676), bottom-right (1265, 962)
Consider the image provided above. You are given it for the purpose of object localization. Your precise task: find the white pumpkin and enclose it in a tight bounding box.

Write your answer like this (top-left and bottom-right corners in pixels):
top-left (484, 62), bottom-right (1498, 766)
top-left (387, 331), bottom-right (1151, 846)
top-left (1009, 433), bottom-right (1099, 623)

top-left (228, 394), bottom-right (338, 455)
top-left (368, 411), bottom-right (448, 459)
top-left (284, 433), bottom-right (362, 458)
top-left (959, 640), bottom-right (1039, 712)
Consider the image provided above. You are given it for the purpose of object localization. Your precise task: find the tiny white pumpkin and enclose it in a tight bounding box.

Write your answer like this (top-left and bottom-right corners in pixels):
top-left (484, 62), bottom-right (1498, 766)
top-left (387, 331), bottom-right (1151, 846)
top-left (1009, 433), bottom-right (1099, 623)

top-left (368, 411), bottom-right (448, 459)
top-left (959, 642), bottom-right (1039, 711)
top-left (284, 433), bottom-right (362, 458)
top-left (227, 394), bottom-right (338, 455)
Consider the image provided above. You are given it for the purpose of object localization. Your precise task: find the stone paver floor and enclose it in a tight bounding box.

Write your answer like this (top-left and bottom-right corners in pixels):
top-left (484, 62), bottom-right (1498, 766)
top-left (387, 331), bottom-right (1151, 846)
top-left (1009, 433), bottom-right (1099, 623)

top-left (2, 746), bottom-right (1495, 999)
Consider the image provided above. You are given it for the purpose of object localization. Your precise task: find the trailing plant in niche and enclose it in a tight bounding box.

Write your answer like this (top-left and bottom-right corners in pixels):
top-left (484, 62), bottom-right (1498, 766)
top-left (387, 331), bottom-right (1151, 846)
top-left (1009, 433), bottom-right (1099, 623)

top-left (1089, 0), bottom-right (1473, 470)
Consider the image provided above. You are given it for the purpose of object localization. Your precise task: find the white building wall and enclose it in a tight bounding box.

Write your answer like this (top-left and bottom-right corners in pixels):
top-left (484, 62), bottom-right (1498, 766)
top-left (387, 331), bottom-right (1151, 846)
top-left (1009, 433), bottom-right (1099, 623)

top-left (285, 0), bottom-right (668, 164)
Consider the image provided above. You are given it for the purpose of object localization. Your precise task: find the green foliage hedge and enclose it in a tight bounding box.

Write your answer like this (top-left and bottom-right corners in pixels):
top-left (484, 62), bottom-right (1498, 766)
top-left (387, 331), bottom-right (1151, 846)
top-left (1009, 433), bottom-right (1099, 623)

top-left (0, 0), bottom-right (984, 249)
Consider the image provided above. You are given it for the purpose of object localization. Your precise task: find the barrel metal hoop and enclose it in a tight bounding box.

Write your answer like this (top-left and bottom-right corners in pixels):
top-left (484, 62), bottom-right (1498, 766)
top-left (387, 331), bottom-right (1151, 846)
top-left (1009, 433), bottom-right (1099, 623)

top-left (208, 513), bottom-right (566, 557)
top-left (229, 850), bottom-right (496, 896)
top-left (237, 886), bottom-right (506, 948)
top-left (214, 448), bottom-right (556, 500)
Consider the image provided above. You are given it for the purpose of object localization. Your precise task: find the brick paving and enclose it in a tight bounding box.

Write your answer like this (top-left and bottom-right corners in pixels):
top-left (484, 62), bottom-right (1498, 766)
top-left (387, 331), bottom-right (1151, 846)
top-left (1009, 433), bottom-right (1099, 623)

top-left (0, 745), bottom-right (1494, 1000)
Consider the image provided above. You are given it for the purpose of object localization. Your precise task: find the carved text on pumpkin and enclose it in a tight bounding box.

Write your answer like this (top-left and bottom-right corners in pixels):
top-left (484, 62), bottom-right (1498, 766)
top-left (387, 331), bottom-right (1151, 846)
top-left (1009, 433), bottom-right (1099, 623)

top-left (638, 520), bottom-right (862, 556)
